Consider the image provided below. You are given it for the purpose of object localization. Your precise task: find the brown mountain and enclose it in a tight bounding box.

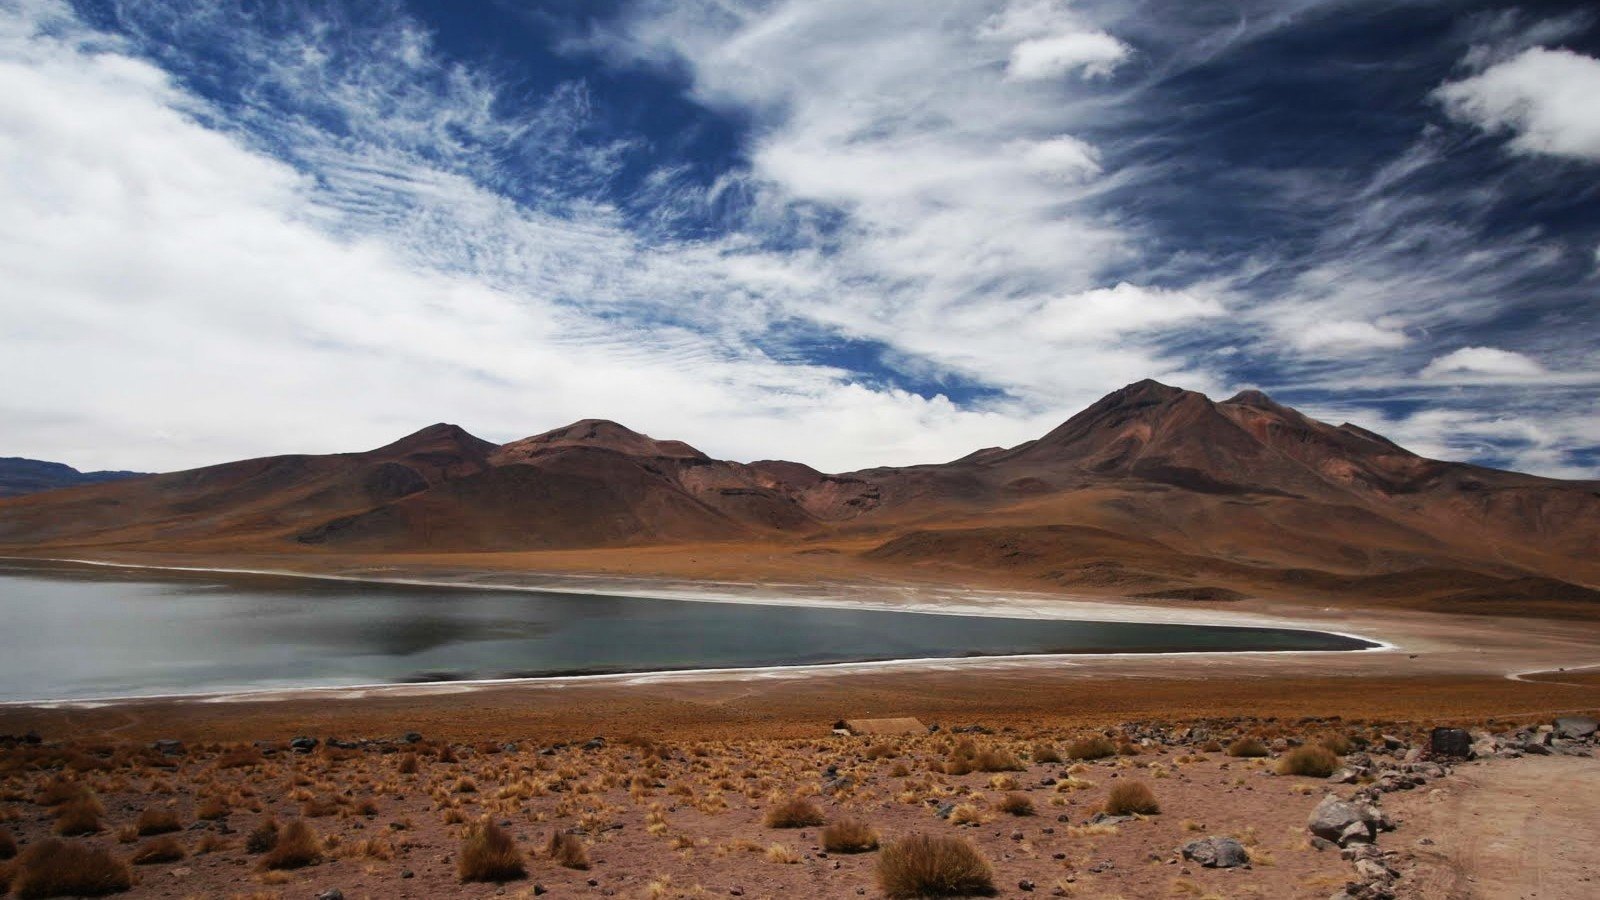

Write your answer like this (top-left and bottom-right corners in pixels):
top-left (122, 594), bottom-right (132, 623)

top-left (2, 380), bottom-right (1596, 611)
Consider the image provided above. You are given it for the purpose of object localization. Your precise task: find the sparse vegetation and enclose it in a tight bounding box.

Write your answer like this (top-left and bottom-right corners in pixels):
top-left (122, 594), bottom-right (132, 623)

top-left (1066, 736), bottom-right (1117, 760)
top-left (877, 834), bottom-right (996, 899)
top-left (458, 821), bottom-right (526, 883)
top-left (997, 792), bottom-right (1035, 816)
top-left (1278, 745), bottom-right (1339, 777)
top-left (135, 806), bottom-right (182, 835)
top-left (822, 817), bottom-right (880, 853)
top-left (130, 835), bottom-right (185, 864)
top-left (1104, 781), bottom-right (1161, 815)
top-left (244, 817), bottom-right (279, 854)
top-left (1226, 737), bottom-right (1270, 758)
top-left (259, 819), bottom-right (322, 870)
top-left (764, 796), bottom-right (825, 828)
top-left (52, 794), bottom-right (103, 836)
top-left (7, 839), bottom-right (132, 898)
top-left (547, 831), bottom-right (590, 870)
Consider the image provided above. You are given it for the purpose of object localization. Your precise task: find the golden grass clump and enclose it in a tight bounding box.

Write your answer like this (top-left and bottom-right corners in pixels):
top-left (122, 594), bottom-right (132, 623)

top-left (547, 831), bottom-right (590, 870)
top-left (1278, 745), bottom-right (1339, 777)
top-left (973, 749), bottom-right (1025, 772)
top-left (195, 795), bottom-right (229, 820)
top-left (821, 817), bottom-right (881, 853)
top-left (135, 806), bottom-right (183, 836)
top-left (397, 753), bottom-right (419, 774)
top-left (877, 834), bottom-right (996, 899)
top-left (259, 819), bottom-right (322, 870)
top-left (244, 817), bottom-right (279, 854)
top-left (1066, 736), bottom-right (1116, 760)
top-left (763, 796), bottom-right (825, 828)
top-left (1320, 734), bottom-right (1354, 755)
top-left (457, 821), bottom-right (526, 883)
top-left (1032, 744), bottom-right (1062, 764)
top-left (130, 835), bottom-right (186, 865)
top-left (766, 843), bottom-right (801, 864)
top-left (7, 839), bottom-right (132, 898)
top-left (1226, 737), bottom-right (1270, 758)
top-left (1104, 781), bottom-right (1161, 816)
top-left (997, 793), bottom-right (1035, 816)
top-left (52, 794), bottom-right (104, 836)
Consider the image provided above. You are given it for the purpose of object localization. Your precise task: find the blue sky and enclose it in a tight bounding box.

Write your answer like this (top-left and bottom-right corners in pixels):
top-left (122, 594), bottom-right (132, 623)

top-left (1, 0), bottom-right (1597, 476)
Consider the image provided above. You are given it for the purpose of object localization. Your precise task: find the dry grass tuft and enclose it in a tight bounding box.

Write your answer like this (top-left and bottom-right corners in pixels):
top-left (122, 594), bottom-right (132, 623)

top-left (52, 794), bottom-right (103, 836)
top-left (244, 817), bottom-right (279, 854)
top-left (547, 831), bottom-right (590, 870)
top-left (997, 793), bottom-right (1035, 816)
top-left (973, 748), bottom-right (1025, 772)
top-left (458, 821), bottom-right (527, 883)
top-left (195, 795), bottom-right (229, 821)
top-left (1104, 781), bottom-right (1161, 815)
top-left (765, 843), bottom-right (801, 864)
top-left (1277, 745), bottom-right (1339, 777)
top-left (259, 820), bottom-right (322, 870)
top-left (7, 839), bottom-right (132, 898)
top-left (397, 753), bottom-right (419, 775)
top-left (1226, 737), bottom-right (1270, 758)
top-left (821, 817), bottom-right (880, 853)
top-left (135, 806), bottom-right (182, 836)
top-left (130, 835), bottom-right (185, 865)
top-left (1032, 744), bottom-right (1062, 764)
top-left (877, 834), bottom-right (996, 899)
top-left (763, 796), bottom-right (825, 828)
top-left (1066, 736), bottom-right (1116, 760)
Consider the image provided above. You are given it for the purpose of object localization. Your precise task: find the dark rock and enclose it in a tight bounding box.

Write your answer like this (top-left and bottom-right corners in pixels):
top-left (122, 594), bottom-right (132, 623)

top-left (289, 736), bottom-right (318, 753)
top-left (152, 739), bottom-right (186, 756)
top-left (403, 731), bottom-right (423, 743)
top-left (1180, 836), bottom-right (1250, 868)
top-left (316, 891), bottom-right (344, 900)
top-left (1429, 728), bottom-right (1471, 758)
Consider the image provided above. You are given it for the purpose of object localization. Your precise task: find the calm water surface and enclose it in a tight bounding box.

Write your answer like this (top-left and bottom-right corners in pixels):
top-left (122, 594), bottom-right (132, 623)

top-left (0, 560), bottom-right (1374, 701)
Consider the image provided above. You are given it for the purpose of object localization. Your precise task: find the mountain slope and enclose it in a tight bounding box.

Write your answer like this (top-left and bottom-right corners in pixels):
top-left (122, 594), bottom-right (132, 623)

top-left (0, 382), bottom-right (1595, 603)
top-left (0, 458), bottom-right (147, 498)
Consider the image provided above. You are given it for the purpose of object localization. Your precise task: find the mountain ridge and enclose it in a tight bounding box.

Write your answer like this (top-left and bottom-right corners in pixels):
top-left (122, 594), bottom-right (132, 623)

top-left (3, 381), bottom-right (1596, 609)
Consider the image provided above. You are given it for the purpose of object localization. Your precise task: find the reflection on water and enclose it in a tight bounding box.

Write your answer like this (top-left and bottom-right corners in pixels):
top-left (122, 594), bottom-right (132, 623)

top-left (0, 560), bottom-right (1374, 700)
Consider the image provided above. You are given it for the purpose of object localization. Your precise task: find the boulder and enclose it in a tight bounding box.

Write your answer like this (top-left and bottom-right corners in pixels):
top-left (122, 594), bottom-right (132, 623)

top-left (1309, 795), bottom-right (1372, 845)
top-left (1554, 717), bottom-right (1598, 740)
top-left (289, 736), bottom-right (318, 753)
top-left (1429, 728), bottom-right (1471, 759)
top-left (1179, 836), bottom-right (1250, 868)
top-left (152, 739), bottom-right (186, 757)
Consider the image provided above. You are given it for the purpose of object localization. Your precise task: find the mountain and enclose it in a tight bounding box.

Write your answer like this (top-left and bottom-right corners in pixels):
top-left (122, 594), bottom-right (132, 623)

top-left (0, 458), bottom-right (147, 499)
top-left (2, 381), bottom-right (1596, 611)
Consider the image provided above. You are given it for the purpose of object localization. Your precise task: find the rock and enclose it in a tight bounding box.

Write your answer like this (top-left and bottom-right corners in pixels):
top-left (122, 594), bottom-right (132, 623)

top-left (936, 802), bottom-right (956, 820)
top-left (1554, 717), bottom-right (1598, 740)
top-left (1379, 734), bottom-right (1406, 752)
top-left (402, 731), bottom-right (423, 743)
top-left (316, 891), bottom-right (345, 900)
top-left (1309, 795), bottom-right (1368, 844)
top-left (289, 736), bottom-right (318, 753)
top-left (1019, 880), bottom-right (1036, 891)
top-left (1429, 728), bottom-right (1471, 758)
top-left (1180, 836), bottom-right (1250, 868)
top-left (582, 737), bottom-right (606, 751)
top-left (1329, 768), bottom-right (1363, 785)
top-left (152, 739), bottom-right (186, 756)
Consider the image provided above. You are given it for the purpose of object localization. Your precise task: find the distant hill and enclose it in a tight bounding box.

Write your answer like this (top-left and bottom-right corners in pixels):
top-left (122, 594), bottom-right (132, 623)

top-left (1, 380), bottom-right (1596, 613)
top-left (0, 457), bottom-right (148, 498)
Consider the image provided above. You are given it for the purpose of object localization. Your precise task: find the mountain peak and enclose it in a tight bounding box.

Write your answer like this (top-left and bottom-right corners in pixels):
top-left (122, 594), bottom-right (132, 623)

top-left (1223, 389), bottom-right (1281, 409)
top-left (370, 423), bottom-right (496, 457)
top-left (495, 419), bottom-right (708, 463)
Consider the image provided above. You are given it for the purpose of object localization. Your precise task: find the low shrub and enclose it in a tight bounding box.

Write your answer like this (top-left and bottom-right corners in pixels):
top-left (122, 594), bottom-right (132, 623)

top-left (259, 820), bottom-right (322, 870)
top-left (1226, 737), bottom-right (1270, 758)
top-left (1278, 745), bottom-right (1339, 777)
top-left (1066, 736), bottom-right (1116, 760)
top-left (973, 749), bottom-right (1025, 772)
top-left (53, 795), bottom-right (103, 836)
top-left (997, 793), bottom-right (1035, 816)
top-left (130, 836), bottom-right (185, 865)
top-left (244, 817), bottom-right (279, 854)
top-left (7, 839), bottom-right (132, 898)
top-left (458, 822), bottom-right (526, 883)
top-left (1031, 744), bottom-right (1062, 764)
top-left (1104, 781), bottom-right (1160, 815)
top-left (877, 834), bottom-right (996, 898)
top-left (547, 831), bottom-right (589, 870)
top-left (821, 818), bottom-right (880, 853)
top-left (764, 796), bottom-right (825, 828)
top-left (135, 807), bottom-right (182, 836)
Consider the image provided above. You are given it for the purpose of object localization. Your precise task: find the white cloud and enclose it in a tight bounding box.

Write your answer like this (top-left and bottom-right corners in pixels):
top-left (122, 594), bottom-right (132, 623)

top-left (1006, 32), bottom-right (1130, 81)
top-left (1285, 320), bottom-right (1410, 354)
top-left (1435, 47), bottom-right (1600, 162)
top-left (1420, 346), bottom-right (1546, 379)
top-left (1017, 135), bottom-right (1102, 181)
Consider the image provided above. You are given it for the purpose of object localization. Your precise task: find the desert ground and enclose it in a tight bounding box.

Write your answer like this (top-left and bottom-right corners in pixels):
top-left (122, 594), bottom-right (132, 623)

top-left (1, 553), bottom-right (1598, 899)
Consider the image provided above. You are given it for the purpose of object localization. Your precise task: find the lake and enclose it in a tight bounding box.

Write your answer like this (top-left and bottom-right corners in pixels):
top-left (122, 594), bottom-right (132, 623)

top-left (0, 559), bottom-right (1375, 701)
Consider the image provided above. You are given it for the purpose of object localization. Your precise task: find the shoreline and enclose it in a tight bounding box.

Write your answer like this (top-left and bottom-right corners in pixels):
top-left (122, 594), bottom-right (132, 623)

top-left (0, 555), bottom-right (1391, 709)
